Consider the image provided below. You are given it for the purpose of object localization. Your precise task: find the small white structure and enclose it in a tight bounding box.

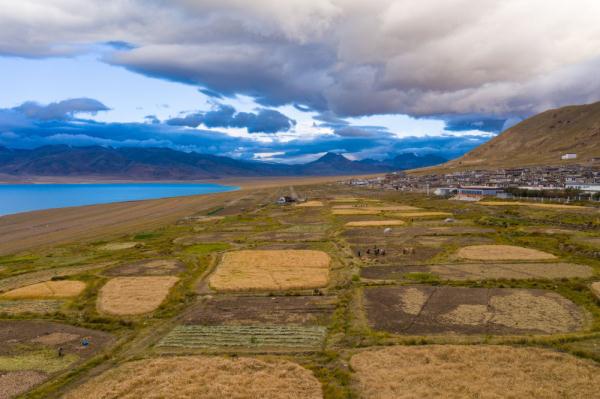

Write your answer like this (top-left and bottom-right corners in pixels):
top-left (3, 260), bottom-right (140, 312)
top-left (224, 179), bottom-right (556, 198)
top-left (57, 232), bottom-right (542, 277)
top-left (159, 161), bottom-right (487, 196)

top-left (565, 183), bottom-right (600, 192)
top-left (383, 228), bottom-right (392, 234)
top-left (561, 153), bottom-right (577, 160)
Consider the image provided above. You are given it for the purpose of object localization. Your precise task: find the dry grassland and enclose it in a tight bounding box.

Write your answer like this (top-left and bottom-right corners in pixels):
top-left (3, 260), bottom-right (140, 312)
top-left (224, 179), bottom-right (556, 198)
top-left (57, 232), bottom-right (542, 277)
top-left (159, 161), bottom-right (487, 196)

top-left (296, 201), bottom-right (324, 207)
top-left (1, 281), bottom-right (86, 299)
top-left (209, 250), bottom-right (330, 292)
top-left (332, 209), bottom-right (381, 215)
top-left (63, 356), bottom-right (322, 399)
top-left (97, 276), bottom-right (179, 315)
top-left (478, 201), bottom-right (593, 210)
top-left (350, 345), bottom-right (600, 399)
top-left (345, 220), bottom-right (406, 227)
top-left (0, 300), bottom-right (63, 315)
top-left (592, 282), bottom-right (600, 299)
top-left (457, 245), bottom-right (556, 260)
top-left (427, 262), bottom-right (593, 280)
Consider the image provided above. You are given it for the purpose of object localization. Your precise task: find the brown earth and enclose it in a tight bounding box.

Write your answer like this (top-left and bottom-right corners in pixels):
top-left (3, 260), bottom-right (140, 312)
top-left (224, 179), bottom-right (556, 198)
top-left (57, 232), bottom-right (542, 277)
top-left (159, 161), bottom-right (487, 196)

top-left (63, 356), bottom-right (322, 399)
top-left (361, 262), bottom-right (593, 281)
top-left (182, 295), bottom-right (337, 326)
top-left (0, 371), bottom-right (47, 399)
top-left (104, 259), bottom-right (186, 276)
top-left (350, 345), bottom-right (600, 399)
top-left (345, 220), bottom-right (406, 227)
top-left (364, 286), bottom-right (583, 335)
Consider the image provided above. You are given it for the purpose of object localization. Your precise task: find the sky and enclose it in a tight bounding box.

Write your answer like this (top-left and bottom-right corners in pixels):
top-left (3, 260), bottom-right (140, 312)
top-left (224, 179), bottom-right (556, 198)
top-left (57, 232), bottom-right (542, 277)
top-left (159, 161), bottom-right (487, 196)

top-left (1, 1), bottom-right (599, 163)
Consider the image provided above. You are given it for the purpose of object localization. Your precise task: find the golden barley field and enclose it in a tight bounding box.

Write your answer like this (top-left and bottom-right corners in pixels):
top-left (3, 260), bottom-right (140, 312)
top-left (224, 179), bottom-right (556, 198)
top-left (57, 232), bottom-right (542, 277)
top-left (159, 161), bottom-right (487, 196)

top-left (350, 345), bottom-right (600, 399)
top-left (209, 250), bottom-right (330, 292)
top-left (97, 276), bottom-right (179, 315)
top-left (63, 356), bottom-right (322, 399)
top-left (345, 220), bottom-right (406, 227)
top-left (296, 201), bottom-right (324, 207)
top-left (457, 245), bottom-right (556, 261)
top-left (1, 281), bottom-right (86, 299)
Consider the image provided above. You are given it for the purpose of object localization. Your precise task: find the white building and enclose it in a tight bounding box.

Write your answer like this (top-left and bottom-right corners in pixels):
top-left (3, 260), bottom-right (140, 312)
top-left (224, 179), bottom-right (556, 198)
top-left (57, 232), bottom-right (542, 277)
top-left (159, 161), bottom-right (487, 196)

top-left (565, 183), bottom-right (600, 192)
top-left (561, 153), bottom-right (577, 160)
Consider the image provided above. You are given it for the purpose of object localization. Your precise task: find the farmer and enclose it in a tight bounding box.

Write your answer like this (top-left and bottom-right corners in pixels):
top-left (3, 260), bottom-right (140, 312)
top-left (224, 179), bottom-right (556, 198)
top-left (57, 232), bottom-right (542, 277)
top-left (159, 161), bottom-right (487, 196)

top-left (57, 347), bottom-right (64, 357)
top-left (81, 337), bottom-right (90, 348)
top-left (357, 250), bottom-right (362, 257)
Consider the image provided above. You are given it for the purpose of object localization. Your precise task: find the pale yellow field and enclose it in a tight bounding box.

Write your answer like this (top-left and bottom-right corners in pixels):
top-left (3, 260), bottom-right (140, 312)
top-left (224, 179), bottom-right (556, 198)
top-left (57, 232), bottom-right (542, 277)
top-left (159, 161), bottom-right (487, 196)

top-left (97, 276), bottom-right (179, 315)
top-left (478, 201), bottom-right (593, 210)
top-left (99, 242), bottom-right (138, 251)
top-left (350, 345), bottom-right (600, 399)
top-left (296, 201), bottom-right (324, 207)
top-left (333, 205), bottom-right (420, 211)
top-left (1, 281), bottom-right (86, 299)
top-left (457, 245), bottom-right (556, 261)
top-left (209, 250), bottom-right (330, 292)
top-left (391, 212), bottom-right (452, 218)
top-left (345, 220), bottom-right (406, 227)
top-left (63, 356), bottom-right (322, 399)
top-left (332, 209), bottom-right (380, 215)
top-left (592, 282), bottom-right (600, 299)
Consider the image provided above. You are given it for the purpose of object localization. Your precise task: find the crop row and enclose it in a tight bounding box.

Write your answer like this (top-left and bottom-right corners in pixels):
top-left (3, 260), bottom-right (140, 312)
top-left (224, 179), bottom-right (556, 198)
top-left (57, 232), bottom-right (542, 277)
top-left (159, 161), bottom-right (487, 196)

top-left (0, 299), bottom-right (63, 315)
top-left (158, 324), bottom-right (327, 349)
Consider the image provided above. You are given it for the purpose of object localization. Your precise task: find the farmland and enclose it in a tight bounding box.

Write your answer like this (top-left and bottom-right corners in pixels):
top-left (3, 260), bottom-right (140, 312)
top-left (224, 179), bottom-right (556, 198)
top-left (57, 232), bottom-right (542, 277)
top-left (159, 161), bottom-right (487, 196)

top-left (0, 181), bottom-right (598, 397)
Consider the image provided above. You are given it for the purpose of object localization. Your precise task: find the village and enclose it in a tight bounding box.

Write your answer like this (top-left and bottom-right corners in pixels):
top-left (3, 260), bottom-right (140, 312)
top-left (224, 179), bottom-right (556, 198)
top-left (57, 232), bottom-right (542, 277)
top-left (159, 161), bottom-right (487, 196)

top-left (342, 163), bottom-right (600, 201)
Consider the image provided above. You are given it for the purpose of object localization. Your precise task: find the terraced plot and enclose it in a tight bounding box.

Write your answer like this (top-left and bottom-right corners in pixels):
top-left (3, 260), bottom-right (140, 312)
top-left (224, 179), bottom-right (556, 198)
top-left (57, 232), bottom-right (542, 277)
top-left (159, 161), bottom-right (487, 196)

top-left (350, 345), bottom-right (600, 399)
top-left (0, 263), bottom-right (110, 293)
top-left (104, 259), bottom-right (186, 276)
top-left (346, 220), bottom-right (406, 227)
top-left (97, 276), bottom-right (179, 315)
top-left (183, 295), bottom-right (336, 325)
top-left (296, 200), bottom-right (324, 207)
top-left (457, 245), bottom-right (556, 260)
top-left (1, 280), bottom-right (85, 299)
top-left (63, 356), bottom-right (322, 399)
top-left (158, 325), bottom-right (327, 350)
top-left (364, 286), bottom-right (583, 335)
top-left (209, 250), bottom-right (330, 292)
top-left (361, 262), bottom-right (594, 281)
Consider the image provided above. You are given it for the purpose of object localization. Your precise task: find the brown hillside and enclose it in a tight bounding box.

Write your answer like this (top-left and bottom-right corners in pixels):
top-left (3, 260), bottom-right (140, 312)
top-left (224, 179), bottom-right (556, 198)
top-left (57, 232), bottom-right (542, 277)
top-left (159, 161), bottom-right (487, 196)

top-left (439, 102), bottom-right (600, 171)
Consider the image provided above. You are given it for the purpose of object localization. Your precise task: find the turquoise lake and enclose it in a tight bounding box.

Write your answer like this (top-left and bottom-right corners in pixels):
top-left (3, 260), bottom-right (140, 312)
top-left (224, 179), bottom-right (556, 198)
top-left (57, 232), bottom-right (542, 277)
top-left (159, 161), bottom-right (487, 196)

top-left (0, 183), bottom-right (238, 216)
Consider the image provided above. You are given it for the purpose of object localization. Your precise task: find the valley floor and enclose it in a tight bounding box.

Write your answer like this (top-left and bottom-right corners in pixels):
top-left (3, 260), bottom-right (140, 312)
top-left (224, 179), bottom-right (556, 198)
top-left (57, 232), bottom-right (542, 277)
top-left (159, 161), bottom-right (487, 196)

top-left (0, 180), bottom-right (599, 398)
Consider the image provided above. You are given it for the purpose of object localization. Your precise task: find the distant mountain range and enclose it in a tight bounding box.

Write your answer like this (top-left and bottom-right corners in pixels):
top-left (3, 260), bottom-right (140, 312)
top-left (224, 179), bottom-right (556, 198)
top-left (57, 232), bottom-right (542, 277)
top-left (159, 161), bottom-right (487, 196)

top-left (0, 145), bottom-right (447, 180)
top-left (440, 101), bottom-right (600, 170)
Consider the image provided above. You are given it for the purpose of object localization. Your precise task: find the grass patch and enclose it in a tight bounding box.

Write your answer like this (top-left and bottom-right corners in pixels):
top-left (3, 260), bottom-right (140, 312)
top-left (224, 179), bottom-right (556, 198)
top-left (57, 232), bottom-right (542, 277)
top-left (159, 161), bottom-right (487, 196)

top-left (0, 349), bottom-right (78, 373)
top-left (183, 242), bottom-right (230, 256)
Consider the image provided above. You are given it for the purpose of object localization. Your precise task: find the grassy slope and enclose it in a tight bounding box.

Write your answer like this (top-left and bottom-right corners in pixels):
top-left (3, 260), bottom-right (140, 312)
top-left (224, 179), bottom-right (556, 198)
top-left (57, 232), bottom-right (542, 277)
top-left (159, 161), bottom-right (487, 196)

top-left (422, 101), bottom-right (600, 173)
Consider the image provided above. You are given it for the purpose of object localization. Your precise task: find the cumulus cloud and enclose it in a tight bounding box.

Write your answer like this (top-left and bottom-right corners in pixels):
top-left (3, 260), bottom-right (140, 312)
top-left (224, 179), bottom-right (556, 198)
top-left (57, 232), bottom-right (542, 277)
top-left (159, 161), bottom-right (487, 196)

top-left (166, 104), bottom-right (296, 133)
top-left (1, 1), bottom-right (599, 122)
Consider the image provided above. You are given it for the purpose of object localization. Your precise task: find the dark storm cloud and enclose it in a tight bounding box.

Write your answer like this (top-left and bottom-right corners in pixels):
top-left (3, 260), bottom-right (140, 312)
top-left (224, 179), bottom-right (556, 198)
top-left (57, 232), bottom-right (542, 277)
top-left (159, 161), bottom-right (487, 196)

top-left (166, 105), bottom-right (296, 133)
top-left (13, 98), bottom-right (110, 120)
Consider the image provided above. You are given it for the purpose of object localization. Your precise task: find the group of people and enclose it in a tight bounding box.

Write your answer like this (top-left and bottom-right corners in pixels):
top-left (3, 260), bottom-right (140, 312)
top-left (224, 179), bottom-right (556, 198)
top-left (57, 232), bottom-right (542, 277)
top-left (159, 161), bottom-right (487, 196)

top-left (357, 246), bottom-right (386, 257)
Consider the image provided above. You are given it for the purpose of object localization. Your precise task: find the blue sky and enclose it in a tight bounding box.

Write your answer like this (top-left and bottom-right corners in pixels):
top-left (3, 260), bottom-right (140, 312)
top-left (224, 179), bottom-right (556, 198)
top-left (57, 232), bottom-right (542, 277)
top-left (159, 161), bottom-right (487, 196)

top-left (1, 1), bottom-right (599, 163)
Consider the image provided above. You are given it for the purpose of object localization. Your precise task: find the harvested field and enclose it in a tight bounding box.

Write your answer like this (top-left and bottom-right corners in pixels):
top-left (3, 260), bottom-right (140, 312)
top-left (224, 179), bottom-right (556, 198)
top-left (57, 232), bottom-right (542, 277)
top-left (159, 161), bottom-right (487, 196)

top-left (332, 209), bottom-right (380, 215)
top-left (364, 286), bottom-right (583, 335)
top-left (173, 233), bottom-right (242, 245)
top-left (391, 212), bottom-right (452, 218)
top-left (183, 296), bottom-right (336, 326)
top-left (350, 345), bottom-right (600, 399)
top-left (346, 220), bottom-right (406, 227)
top-left (99, 242), bottom-right (138, 251)
top-left (104, 259), bottom-right (186, 276)
top-left (592, 282), bottom-right (600, 299)
top-left (209, 250), bottom-right (330, 292)
top-left (333, 205), bottom-right (420, 211)
top-left (478, 201), bottom-right (593, 210)
top-left (0, 263), bottom-right (110, 293)
top-left (457, 245), bottom-right (556, 260)
top-left (0, 320), bottom-right (112, 354)
top-left (0, 300), bottom-right (63, 315)
top-left (0, 371), bottom-right (47, 399)
top-left (97, 276), bottom-right (179, 315)
top-left (159, 324), bottom-right (327, 350)
top-left (296, 200), bottom-right (324, 207)
top-left (63, 356), bottom-right (322, 399)
top-left (1, 281), bottom-right (85, 299)
top-left (361, 262), bottom-right (593, 281)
